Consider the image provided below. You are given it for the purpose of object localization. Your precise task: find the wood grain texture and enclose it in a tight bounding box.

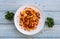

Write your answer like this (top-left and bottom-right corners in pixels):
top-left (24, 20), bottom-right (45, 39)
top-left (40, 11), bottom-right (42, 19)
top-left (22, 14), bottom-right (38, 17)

top-left (0, 38), bottom-right (60, 39)
top-left (0, 0), bottom-right (60, 39)
top-left (0, 0), bottom-right (60, 11)
top-left (0, 25), bottom-right (60, 38)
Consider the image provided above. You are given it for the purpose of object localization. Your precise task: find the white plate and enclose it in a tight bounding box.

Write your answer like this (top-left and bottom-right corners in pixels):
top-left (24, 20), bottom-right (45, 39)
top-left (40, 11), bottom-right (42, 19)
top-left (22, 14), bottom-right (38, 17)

top-left (14, 5), bottom-right (45, 35)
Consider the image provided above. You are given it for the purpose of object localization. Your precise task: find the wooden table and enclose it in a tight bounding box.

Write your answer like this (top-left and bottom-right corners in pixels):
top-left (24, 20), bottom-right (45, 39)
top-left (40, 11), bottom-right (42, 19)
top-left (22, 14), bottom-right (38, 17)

top-left (0, 0), bottom-right (60, 39)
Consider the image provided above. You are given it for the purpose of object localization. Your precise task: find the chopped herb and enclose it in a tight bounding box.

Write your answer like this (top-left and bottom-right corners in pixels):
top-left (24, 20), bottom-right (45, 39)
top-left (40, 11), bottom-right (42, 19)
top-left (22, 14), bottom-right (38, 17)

top-left (45, 17), bottom-right (54, 27)
top-left (5, 11), bottom-right (14, 21)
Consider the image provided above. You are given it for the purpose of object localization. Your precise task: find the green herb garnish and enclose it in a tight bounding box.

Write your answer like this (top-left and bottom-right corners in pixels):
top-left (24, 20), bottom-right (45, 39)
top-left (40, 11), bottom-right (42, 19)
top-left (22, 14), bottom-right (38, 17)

top-left (46, 17), bottom-right (54, 27)
top-left (5, 11), bottom-right (14, 20)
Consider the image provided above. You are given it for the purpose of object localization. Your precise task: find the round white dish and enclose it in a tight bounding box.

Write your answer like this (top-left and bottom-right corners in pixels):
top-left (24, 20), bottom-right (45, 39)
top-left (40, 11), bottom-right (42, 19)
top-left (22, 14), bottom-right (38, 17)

top-left (14, 5), bottom-right (45, 35)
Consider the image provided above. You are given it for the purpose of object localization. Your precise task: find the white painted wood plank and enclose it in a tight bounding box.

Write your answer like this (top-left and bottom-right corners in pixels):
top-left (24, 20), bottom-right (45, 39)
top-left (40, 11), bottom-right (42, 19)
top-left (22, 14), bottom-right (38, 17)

top-left (0, 24), bottom-right (60, 38)
top-left (0, 0), bottom-right (60, 11)
top-left (0, 24), bottom-right (60, 30)
top-left (0, 38), bottom-right (60, 39)
top-left (0, 38), bottom-right (30, 39)
top-left (0, 38), bottom-right (25, 39)
top-left (41, 0), bottom-right (60, 11)
top-left (0, 30), bottom-right (60, 38)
